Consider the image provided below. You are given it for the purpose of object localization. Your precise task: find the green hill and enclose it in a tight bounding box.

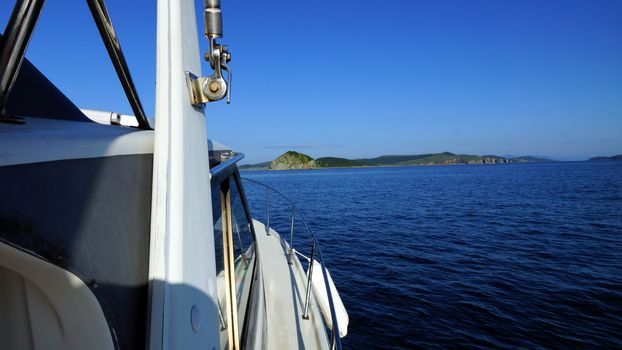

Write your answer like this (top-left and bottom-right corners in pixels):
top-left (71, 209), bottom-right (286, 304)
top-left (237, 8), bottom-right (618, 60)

top-left (510, 156), bottom-right (554, 163)
top-left (315, 157), bottom-right (364, 167)
top-left (356, 152), bottom-right (510, 165)
top-left (356, 153), bottom-right (451, 166)
top-left (269, 151), bottom-right (316, 170)
top-left (238, 161), bottom-right (271, 170)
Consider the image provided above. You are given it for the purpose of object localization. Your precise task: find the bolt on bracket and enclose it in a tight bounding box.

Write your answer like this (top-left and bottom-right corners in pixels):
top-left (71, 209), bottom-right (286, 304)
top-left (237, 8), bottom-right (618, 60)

top-left (186, 70), bottom-right (229, 107)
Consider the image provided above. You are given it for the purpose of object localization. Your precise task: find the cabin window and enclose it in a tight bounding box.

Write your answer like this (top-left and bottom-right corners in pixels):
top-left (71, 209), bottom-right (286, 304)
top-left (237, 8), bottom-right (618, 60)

top-left (212, 188), bottom-right (224, 273)
top-left (229, 179), bottom-right (255, 306)
top-left (211, 171), bottom-right (256, 349)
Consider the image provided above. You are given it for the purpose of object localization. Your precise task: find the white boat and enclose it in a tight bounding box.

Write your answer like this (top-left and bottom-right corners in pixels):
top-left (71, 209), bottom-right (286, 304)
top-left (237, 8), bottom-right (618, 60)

top-left (0, 0), bottom-right (346, 349)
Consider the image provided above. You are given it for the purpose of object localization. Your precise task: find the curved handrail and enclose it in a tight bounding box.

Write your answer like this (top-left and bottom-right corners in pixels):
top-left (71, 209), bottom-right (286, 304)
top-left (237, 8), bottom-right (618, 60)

top-left (241, 177), bottom-right (343, 350)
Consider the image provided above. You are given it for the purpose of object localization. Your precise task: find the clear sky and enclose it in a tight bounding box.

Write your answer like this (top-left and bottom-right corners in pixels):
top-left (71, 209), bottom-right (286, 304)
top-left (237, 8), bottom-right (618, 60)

top-left (2, 0), bottom-right (621, 163)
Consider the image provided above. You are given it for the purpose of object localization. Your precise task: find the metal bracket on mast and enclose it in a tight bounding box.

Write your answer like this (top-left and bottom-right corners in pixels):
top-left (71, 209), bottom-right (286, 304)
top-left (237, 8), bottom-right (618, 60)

top-left (186, 0), bottom-right (232, 107)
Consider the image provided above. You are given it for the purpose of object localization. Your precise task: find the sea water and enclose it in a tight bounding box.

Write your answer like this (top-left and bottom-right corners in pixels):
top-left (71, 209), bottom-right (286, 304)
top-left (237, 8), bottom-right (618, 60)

top-left (242, 161), bottom-right (622, 349)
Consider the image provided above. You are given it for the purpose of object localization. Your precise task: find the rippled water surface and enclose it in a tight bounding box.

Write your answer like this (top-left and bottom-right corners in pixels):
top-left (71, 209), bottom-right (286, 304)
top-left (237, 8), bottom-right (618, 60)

top-left (242, 161), bottom-right (622, 349)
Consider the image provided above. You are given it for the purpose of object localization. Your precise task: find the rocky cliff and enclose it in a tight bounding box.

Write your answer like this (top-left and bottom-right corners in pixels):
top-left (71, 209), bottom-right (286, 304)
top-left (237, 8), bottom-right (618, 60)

top-left (447, 156), bottom-right (511, 165)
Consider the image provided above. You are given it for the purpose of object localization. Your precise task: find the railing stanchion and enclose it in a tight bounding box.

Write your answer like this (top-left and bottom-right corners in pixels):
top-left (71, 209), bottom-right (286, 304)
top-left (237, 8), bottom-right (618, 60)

top-left (265, 187), bottom-right (270, 236)
top-left (302, 244), bottom-right (315, 319)
top-left (288, 206), bottom-right (295, 264)
top-left (240, 177), bottom-right (343, 350)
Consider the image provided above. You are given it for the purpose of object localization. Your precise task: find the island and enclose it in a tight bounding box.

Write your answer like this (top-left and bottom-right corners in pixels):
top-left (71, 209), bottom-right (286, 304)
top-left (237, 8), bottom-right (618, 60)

top-left (588, 155), bottom-right (622, 161)
top-left (239, 151), bottom-right (555, 171)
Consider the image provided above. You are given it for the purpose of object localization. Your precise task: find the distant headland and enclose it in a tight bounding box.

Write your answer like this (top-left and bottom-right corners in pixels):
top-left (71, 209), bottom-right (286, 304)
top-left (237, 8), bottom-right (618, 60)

top-left (239, 151), bottom-right (556, 171)
top-left (588, 155), bottom-right (622, 162)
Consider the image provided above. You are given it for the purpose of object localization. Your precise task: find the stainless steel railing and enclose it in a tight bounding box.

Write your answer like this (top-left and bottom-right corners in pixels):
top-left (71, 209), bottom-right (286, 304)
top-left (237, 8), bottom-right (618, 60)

top-left (242, 177), bottom-right (343, 350)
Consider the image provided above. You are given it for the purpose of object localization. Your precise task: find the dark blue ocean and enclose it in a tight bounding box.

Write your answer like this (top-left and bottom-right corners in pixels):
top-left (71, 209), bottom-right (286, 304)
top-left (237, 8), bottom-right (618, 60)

top-left (241, 161), bottom-right (622, 349)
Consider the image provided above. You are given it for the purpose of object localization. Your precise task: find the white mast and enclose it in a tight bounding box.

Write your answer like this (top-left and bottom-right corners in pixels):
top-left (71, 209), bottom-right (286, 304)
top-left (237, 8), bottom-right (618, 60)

top-left (148, 0), bottom-right (220, 348)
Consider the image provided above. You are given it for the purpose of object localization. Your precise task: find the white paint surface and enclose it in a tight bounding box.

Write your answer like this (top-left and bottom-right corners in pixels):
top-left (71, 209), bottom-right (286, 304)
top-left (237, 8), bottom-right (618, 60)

top-left (148, 0), bottom-right (220, 349)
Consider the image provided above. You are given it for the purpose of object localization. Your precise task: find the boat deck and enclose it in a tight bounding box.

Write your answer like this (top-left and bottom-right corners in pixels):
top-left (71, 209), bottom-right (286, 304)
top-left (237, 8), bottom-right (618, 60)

top-left (252, 220), bottom-right (330, 349)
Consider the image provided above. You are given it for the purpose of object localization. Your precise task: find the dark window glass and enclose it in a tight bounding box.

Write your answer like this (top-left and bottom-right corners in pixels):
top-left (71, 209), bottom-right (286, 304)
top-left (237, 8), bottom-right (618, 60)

top-left (230, 180), bottom-right (254, 261)
top-left (230, 179), bottom-right (255, 308)
top-left (211, 182), bottom-right (224, 274)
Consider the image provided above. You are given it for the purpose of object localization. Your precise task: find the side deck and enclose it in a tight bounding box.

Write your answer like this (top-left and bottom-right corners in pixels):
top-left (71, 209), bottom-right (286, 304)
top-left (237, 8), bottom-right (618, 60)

top-left (252, 220), bottom-right (330, 350)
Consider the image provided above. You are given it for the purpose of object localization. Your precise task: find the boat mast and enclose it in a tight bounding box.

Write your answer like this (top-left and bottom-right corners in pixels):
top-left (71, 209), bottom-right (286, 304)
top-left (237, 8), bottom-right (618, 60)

top-left (148, 0), bottom-right (232, 348)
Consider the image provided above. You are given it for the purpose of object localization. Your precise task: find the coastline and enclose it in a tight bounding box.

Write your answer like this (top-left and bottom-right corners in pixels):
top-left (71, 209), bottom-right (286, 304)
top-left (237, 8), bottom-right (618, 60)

top-left (239, 160), bottom-right (568, 172)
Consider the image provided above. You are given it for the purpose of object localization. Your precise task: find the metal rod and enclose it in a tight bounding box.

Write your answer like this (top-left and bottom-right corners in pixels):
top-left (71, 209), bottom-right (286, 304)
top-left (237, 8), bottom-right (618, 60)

top-left (217, 299), bottom-right (227, 330)
top-left (86, 0), bottom-right (150, 129)
top-left (302, 245), bottom-right (315, 319)
top-left (0, 0), bottom-right (45, 122)
top-left (220, 179), bottom-right (240, 350)
top-left (231, 167), bottom-right (258, 243)
top-left (265, 187), bottom-right (270, 236)
top-left (288, 206), bottom-right (295, 264)
top-left (203, 0), bottom-right (222, 39)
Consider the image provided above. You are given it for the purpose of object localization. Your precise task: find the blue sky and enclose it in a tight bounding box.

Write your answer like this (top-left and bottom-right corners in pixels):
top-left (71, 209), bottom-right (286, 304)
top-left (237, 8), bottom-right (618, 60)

top-left (2, 0), bottom-right (621, 163)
